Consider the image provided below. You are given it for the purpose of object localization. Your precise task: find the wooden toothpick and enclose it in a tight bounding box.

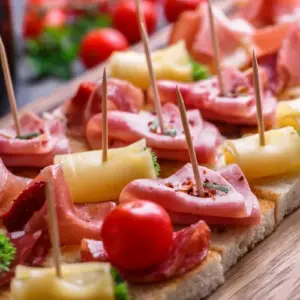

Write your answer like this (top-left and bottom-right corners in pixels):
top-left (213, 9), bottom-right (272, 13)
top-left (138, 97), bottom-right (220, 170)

top-left (46, 182), bottom-right (62, 278)
top-left (176, 86), bottom-right (204, 197)
top-left (102, 67), bottom-right (108, 163)
top-left (208, 0), bottom-right (225, 96)
top-left (134, 0), bottom-right (165, 134)
top-left (252, 50), bottom-right (265, 146)
top-left (0, 37), bottom-right (21, 135)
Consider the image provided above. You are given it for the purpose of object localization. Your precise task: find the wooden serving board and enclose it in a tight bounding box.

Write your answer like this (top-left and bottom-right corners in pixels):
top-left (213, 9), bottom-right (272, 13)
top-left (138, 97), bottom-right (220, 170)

top-left (2, 1), bottom-right (300, 300)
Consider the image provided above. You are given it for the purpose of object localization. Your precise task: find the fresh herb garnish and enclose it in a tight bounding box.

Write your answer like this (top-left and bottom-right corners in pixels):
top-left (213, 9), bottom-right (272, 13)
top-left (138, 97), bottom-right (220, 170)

top-left (190, 59), bottom-right (210, 81)
top-left (0, 234), bottom-right (16, 272)
top-left (144, 147), bottom-right (160, 176)
top-left (26, 15), bottom-right (111, 79)
top-left (111, 268), bottom-right (130, 300)
top-left (149, 120), bottom-right (177, 137)
top-left (165, 128), bottom-right (177, 137)
top-left (203, 182), bottom-right (229, 194)
top-left (16, 132), bottom-right (41, 140)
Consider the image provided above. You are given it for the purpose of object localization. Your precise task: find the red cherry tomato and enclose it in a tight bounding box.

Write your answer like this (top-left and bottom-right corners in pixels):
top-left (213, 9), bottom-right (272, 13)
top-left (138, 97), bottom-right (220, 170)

top-left (101, 200), bottom-right (173, 271)
top-left (79, 28), bottom-right (129, 69)
top-left (23, 12), bottom-right (44, 39)
top-left (112, 0), bottom-right (157, 43)
top-left (164, 0), bottom-right (205, 22)
top-left (43, 8), bottom-right (67, 29)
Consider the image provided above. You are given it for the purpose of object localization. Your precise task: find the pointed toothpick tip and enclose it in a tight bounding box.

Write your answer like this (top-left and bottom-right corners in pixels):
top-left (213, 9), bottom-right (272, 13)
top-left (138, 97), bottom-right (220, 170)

top-left (46, 182), bottom-right (62, 278)
top-left (252, 50), bottom-right (265, 146)
top-left (0, 36), bottom-right (21, 135)
top-left (176, 86), bottom-right (204, 197)
top-left (102, 67), bottom-right (108, 163)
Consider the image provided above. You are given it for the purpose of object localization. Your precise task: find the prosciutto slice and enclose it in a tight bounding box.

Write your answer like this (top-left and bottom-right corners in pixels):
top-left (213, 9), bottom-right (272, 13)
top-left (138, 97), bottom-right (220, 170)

top-left (148, 68), bottom-right (276, 126)
top-left (0, 159), bottom-right (29, 215)
top-left (0, 113), bottom-right (70, 167)
top-left (17, 165), bottom-right (116, 245)
top-left (0, 231), bottom-right (49, 287)
top-left (170, 3), bottom-right (253, 68)
top-left (65, 79), bottom-right (144, 137)
top-left (120, 164), bottom-right (261, 225)
top-left (86, 103), bottom-right (222, 165)
top-left (81, 220), bottom-right (210, 283)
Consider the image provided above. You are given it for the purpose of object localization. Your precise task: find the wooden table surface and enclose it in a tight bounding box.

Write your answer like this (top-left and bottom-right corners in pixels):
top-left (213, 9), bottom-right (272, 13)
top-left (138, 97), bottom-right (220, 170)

top-left (2, 1), bottom-right (300, 299)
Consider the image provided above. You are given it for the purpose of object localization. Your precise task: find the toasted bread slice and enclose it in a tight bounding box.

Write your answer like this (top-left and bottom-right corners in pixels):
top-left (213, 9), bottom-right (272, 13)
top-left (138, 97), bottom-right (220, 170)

top-left (251, 172), bottom-right (300, 223)
top-left (128, 251), bottom-right (224, 300)
top-left (211, 199), bottom-right (275, 273)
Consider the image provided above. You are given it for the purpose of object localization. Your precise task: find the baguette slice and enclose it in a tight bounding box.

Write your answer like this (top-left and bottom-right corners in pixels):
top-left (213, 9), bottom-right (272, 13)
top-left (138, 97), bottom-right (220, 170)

top-left (128, 251), bottom-right (224, 300)
top-left (211, 199), bottom-right (275, 273)
top-left (251, 172), bottom-right (300, 223)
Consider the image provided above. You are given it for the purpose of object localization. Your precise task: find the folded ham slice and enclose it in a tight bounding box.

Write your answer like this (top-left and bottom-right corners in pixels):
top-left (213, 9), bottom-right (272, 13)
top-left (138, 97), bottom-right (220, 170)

top-left (86, 103), bottom-right (222, 165)
top-left (120, 163), bottom-right (261, 225)
top-left (65, 79), bottom-right (144, 137)
top-left (0, 113), bottom-right (70, 168)
top-left (81, 220), bottom-right (210, 283)
top-left (3, 165), bottom-right (115, 245)
top-left (170, 3), bottom-right (253, 68)
top-left (148, 68), bottom-right (276, 126)
top-left (0, 159), bottom-right (29, 215)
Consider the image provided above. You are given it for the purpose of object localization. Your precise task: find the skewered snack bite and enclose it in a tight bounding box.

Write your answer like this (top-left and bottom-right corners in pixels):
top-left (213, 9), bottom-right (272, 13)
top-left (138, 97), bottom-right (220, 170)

top-left (54, 139), bottom-right (158, 203)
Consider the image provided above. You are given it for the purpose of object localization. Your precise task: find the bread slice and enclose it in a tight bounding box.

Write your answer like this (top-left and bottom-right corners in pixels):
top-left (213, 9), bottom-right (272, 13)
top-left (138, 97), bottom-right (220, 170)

top-left (211, 199), bottom-right (275, 273)
top-left (128, 251), bottom-right (224, 300)
top-left (251, 172), bottom-right (300, 223)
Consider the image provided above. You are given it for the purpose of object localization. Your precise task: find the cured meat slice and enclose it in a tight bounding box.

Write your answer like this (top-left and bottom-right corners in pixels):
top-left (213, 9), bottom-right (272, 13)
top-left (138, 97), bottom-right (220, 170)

top-left (21, 165), bottom-right (116, 245)
top-left (81, 220), bottom-right (210, 283)
top-left (0, 231), bottom-right (49, 287)
top-left (86, 103), bottom-right (222, 165)
top-left (170, 3), bottom-right (253, 68)
top-left (65, 79), bottom-right (144, 137)
top-left (120, 164), bottom-right (258, 220)
top-left (0, 113), bottom-right (70, 168)
top-left (148, 69), bottom-right (276, 126)
top-left (0, 159), bottom-right (29, 215)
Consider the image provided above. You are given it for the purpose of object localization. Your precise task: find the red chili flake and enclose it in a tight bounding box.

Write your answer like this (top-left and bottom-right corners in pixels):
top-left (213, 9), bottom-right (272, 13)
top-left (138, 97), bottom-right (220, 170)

top-left (204, 178), bottom-right (209, 183)
top-left (239, 176), bottom-right (244, 181)
top-left (165, 182), bottom-right (174, 188)
top-left (203, 170), bottom-right (207, 174)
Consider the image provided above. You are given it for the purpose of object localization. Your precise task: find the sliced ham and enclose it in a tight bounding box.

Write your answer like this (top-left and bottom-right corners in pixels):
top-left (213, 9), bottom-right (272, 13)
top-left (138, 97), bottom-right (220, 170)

top-left (86, 103), bottom-right (222, 165)
top-left (0, 113), bottom-right (70, 168)
top-left (65, 79), bottom-right (144, 137)
top-left (120, 163), bottom-right (261, 224)
top-left (0, 231), bottom-right (49, 287)
top-left (148, 68), bottom-right (276, 126)
top-left (170, 3), bottom-right (253, 68)
top-left (81, 220), bottom-right (210, 283)
top-left (19, 165), bottom-right (116, 245)
top-left (0, 159), bottom-right (29, 215)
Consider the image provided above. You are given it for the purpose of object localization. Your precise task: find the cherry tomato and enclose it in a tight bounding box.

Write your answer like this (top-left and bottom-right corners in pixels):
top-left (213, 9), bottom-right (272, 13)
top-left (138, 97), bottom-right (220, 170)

top-left (101, 200), bottom-right (173, 271)
top-left (23, 12), bottom-right (44, 39)
top-left (112, 0), bottom-right (157, 43)
top-left (164, 0), bottom-right (205, 22)
top-left (43, 8), bottom-right (67, 29)
top-left (79, 28), bottom-right (129, 69)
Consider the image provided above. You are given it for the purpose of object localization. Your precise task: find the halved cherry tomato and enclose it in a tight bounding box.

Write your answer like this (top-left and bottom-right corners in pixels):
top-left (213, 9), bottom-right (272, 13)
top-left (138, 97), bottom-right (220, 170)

top-left (101, 200), bottom-right (173, 271)
top-left (23, 12), bottom-right (44, 39)
top-left (79, 28), bottom-right (129, 69)
top-left (164, 0), bottom-right (205, 22)
top-left (112, 0), bottom-right (158, 43)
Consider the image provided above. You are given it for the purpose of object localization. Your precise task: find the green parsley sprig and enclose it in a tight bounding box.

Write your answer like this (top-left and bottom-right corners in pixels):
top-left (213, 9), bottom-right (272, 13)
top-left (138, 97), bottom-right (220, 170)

top-left (190, 59), bottom-right (210, 81)
top-left (0, 233), bottom-right (16, 273)
top-left (111, 268), bottom-right (130, 300)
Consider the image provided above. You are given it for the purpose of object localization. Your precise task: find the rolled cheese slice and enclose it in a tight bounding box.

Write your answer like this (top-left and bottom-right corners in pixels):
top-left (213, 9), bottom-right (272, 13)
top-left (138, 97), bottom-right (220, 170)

top-left (54, 140), bottom-right (156, 203)
top-left (11, 263), bottom-right (114, 300)
top-left (109, 41), bottom-right (193, 90)
top-left (223, 127), bottom-right (300, 180)
top-left (276, 98), bottom-right (300, 130)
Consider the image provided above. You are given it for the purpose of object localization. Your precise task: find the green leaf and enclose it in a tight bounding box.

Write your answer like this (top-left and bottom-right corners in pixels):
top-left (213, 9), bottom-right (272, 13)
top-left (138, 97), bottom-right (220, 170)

top-left (111, 268), bottom-right (130, 300)
top-left (150, 149), bottom-right (160, 177)
top-left (0, 234), bottom-right (16, 273)
top-left (190, 59), bottom-right (210, 81)
top-left (16, 132), bottom-right (40, 140)
top-left (203, 182), bottom-right (229, 194)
